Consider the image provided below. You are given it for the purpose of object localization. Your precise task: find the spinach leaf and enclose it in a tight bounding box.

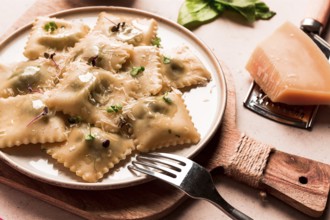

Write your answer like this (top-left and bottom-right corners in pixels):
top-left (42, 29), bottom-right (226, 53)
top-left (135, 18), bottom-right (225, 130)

top-left (178, 0), bottom-right (276, 29)
top-left (255, 1), bottom-right (276, 20)
top-left (216, 0), bottom-right (257, 22)
top-left (177, 0), bottom-right (220, 29)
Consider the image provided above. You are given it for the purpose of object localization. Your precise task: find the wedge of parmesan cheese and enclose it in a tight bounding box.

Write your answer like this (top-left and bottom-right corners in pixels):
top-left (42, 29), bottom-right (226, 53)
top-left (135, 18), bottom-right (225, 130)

top-left (246, 21), bottom-right (330, 105)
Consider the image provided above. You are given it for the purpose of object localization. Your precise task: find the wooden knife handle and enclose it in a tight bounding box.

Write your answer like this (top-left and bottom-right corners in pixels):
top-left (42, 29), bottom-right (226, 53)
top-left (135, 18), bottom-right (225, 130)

top-left (305, 0), bottom-right (330, 26)
top-left (260, 150), bottom-right (330, 217)
top-left (222, 134), bottom-right (330, 217)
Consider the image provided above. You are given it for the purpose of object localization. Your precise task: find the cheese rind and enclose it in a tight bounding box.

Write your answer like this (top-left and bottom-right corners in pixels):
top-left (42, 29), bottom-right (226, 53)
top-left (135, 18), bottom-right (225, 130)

top-left (246, 21), bottom-right (330, 105)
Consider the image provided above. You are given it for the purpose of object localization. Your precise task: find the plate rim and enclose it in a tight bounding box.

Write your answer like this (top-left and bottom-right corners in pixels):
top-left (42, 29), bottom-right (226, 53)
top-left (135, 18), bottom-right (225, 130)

top-left (0, 6), bottom-right (227, 190)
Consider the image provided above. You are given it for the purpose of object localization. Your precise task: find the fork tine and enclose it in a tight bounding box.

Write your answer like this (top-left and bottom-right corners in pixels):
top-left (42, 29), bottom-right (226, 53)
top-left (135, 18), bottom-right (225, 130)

top-left (129, 162), bottom-right (155, 177)
top-left (146, 152), bottom-right (191, 164)
top-left (129, 161), bottom-right (177, 183)
top-left (137, 154), bottom-right (184, 172)
top-left (133, 160), bottom-right (177, 177)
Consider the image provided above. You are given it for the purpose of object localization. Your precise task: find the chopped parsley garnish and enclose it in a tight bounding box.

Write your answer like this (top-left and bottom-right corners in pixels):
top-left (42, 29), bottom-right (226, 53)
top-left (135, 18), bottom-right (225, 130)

top-left (163, 56), bottom-right (171, 64)
top-left (151, 36), bottom-right (161, 47)
top-left (163, 92), bottom-right (172, 104)
top-left (85, 134), bottom-right (95, 141)
top-left (44, 21), bottom-right (58, 33)
top-left (130, 66), bottom-right (145, 77)
top-left (26, 106), bottom-right (49, 127)
top-left (85, 126), bottom-right (95, 141)
top-left (106, 104), bottom-right (122, 113)
top-left (102, 139), bottom-right (110, 148)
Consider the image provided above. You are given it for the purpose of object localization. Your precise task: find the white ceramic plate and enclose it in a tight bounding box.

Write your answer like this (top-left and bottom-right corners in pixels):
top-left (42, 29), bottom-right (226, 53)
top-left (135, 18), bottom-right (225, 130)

top-left (0, 6), bottom-right (226, 190)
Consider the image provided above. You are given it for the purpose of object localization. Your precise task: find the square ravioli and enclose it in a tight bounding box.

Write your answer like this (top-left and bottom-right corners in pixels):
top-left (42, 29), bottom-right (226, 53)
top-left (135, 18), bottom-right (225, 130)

top-left (93, 12), bottom-right (158, 46)
top-left (43, 124), bottom-right (135, 182)
top-left (0, 94), bottom-right (67, 148)
top-left (69, 33), bottom-right (134, 72)
top-left (122, 46), bottom-right (163, 96)
top-left (24, 16), bottom-right (90, 59)
top-left (125, 91), bottom-right (200, 152)
top-left (45, 61), bottom-right (139, 132)
top-left (161, 45), bottom-right (211, 89)
top-left (0, 59), bottom-right (59, 98)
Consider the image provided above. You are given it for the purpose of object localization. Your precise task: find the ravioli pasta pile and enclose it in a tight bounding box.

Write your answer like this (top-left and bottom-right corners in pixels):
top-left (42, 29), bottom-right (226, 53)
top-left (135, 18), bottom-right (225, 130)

top-left (0, 12), bottom-right (211, 182)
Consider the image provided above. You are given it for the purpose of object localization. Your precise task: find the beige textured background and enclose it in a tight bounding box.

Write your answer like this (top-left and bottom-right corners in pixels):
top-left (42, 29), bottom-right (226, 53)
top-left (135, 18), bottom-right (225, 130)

top-left (0, 0), bottom-right (329, 219)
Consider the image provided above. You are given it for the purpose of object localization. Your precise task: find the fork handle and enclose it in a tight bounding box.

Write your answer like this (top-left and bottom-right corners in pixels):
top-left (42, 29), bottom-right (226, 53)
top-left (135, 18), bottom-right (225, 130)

top-left (207, 188), bottom-right (253, 220)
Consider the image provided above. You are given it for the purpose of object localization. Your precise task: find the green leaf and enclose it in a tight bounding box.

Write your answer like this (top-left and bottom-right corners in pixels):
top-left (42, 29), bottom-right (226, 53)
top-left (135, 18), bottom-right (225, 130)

top-left (44, 21), bottom-right (58, 33)
top-left (212, 1), bottom-right (225, 12)
top-left (163, 56), bottom-right (171, 64)
top-left (215, 0), bottom-right (256, 22)
top-left (106, 104), bottom-right (123, 113)
top-left (163, 92), bottom-right (173, 104)
top-left (255, 2), bottom-right (276, 20)
top-left (151, 36), bottom-right (161, 47)
top-left (85, 134), bottom-right (95, 141)
top-left (130, 66), bottom-right (145, 77)
top-left (177, 0), bottom-right (220, 29)
top-left (215, 0), bottom-right (275, 22)
top-left (177, 0), bottom-right (276, 29)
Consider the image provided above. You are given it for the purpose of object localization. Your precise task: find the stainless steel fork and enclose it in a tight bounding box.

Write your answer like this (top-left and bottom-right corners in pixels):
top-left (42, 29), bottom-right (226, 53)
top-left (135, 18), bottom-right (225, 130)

top-left (129, 152), bottom-right (253, 220)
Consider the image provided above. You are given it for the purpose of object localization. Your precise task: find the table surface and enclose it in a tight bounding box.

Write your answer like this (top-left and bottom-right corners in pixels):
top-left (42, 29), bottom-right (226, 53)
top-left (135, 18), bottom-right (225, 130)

top-left (0, 0), bottom-right (329, 219)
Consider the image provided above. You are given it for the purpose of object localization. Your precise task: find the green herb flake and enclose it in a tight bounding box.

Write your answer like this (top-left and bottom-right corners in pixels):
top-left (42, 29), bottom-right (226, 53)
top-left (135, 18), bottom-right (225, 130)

top-left (85, 126), bottom-right (95, 141)
top-left (163, 92), bottom-right (172, 104)
top-left (44, 21), bottom-right (58, 33)
top-left (178, 0), bottom-right (276, 29)
top-left (151, 36), bottom-right (161, 47)
top-left (85, 134), bottom-right (95, 141)
top-left (130, 66), bottom-right (145, 77)
top-left (163, 56), bottom-right (171, 64)
top-left (106, 104), bottom-right (123, 113)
